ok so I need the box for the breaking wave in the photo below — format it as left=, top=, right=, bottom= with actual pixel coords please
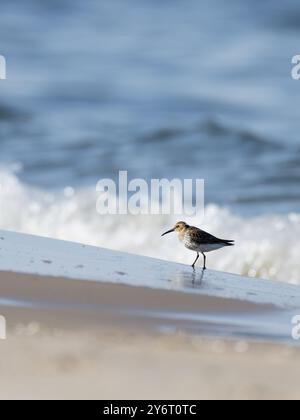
left=0, top=167, right=299, bottom=284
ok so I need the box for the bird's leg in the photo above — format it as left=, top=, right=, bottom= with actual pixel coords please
left=192, top=252, right=199, bottom=268
left=202, top=253, right=207, bottom=270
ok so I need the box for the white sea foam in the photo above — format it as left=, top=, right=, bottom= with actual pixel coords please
left=0, top=168, right=299, bottom=284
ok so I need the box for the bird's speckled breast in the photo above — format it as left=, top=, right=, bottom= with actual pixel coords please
left=179, top=231, right=198, bottom=251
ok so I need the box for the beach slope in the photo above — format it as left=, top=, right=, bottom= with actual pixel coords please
left=0, top=229, right=299, bottom=342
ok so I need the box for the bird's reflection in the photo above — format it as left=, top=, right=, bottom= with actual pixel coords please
left=191, top=267, right=205, bottom=287
left=172, top=267, right=206, bottom=289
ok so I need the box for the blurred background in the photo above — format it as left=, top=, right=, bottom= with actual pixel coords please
left=0, top=0, right=300, bottom=282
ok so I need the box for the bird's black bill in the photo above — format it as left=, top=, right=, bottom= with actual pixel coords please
left=161, top=229, right=175, bottom=236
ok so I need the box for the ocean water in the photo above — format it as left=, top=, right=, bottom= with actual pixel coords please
left=1, top=0, right=300, bottom=283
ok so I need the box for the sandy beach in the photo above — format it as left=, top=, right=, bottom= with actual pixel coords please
left=0, top=230, right=300, bottom=399
left=1, top=328, right=300, bottom=400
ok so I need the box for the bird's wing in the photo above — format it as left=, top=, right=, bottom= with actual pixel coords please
left=188, top=227, right=232, bottom=244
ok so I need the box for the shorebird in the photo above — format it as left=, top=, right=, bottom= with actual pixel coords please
left=162, top=221, right=234, bottom=269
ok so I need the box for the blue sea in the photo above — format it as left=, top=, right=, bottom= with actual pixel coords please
left=1, top=0, right=300, bottom=283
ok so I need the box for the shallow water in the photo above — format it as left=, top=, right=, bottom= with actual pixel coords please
left=0, top=0, right=300, bottom=283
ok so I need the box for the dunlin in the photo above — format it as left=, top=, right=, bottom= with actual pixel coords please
left=162, top=221, right=234, bottom=269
